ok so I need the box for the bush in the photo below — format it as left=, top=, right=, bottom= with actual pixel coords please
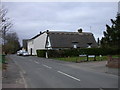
left=36, top=48, right=119, bottom=58
left=36, top=50, right=46, bottom=57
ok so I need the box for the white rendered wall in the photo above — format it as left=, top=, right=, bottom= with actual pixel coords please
left=27, top=40, right=34, bottom=55
left=33, top=33, right=47, bottom=55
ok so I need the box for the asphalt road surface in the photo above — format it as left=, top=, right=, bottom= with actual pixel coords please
left=9, top=55, right=118, bottom=88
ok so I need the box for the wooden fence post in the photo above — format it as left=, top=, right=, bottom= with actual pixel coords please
left=87, top=55, right=88, bottom=61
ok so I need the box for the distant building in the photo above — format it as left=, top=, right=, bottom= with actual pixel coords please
left=22, top=39, right=29, bottom=51
left=27, top=30, right=98, bottom=55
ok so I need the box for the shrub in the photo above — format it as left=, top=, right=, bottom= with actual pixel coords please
left=36, top=50, right=46, bottom=57
left=36, top=48, right=119, bottom=58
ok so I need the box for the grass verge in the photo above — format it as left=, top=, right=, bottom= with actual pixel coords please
left=53, top=55, right=119, bottom=62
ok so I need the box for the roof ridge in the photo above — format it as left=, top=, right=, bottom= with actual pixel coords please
left=48, top=31, right=93, bottom=35
left=29, top=30, right=93, bottom=40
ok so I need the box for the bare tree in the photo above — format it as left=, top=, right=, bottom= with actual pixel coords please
left=0, top=4, right=13, bottom=53
left=5, top=32, right=20, bottom=54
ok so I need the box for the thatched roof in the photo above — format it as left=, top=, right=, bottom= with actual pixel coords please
left=47, top=31, right=98, bottom=48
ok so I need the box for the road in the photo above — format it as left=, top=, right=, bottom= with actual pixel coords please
left=9, top=55, right=118, bottom=88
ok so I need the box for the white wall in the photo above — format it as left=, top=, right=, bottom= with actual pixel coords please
left=33, top=33, right=47, bottom=55
left=27, top=40, right=34, bottom=55
left=27, top=33, right=47, bottom=55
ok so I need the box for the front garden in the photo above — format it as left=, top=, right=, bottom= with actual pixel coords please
left=54, top=55, right=120, bottom=62
left=36, top=48, right=120, bottom=63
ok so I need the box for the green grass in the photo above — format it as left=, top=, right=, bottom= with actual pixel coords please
left=112, top=55, right=120, bottom=58
left=54, top=55, right=110, bottom=62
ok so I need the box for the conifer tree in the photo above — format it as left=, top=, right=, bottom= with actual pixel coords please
left=101, top=15, right=120, bottom=49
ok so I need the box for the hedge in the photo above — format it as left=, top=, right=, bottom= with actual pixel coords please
left=36, top=48, right=120, bottom=58
left=36, top=50, right=46, bottom=57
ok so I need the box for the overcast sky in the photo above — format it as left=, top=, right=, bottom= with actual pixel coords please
left=3, top=2, right=118, bottom=45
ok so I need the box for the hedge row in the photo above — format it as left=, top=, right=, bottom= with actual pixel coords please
left=36, top=48, right=120, bottom=58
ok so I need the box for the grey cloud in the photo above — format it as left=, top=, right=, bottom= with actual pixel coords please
left=3, top=2, right=118, bottom=44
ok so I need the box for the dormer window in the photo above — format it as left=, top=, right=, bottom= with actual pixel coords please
left=87, top=43, right=92, bottom=48
left=72, top=42, right=78, bottom=48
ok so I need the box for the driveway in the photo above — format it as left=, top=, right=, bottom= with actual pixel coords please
left=66, top=60, right=119, bottom=76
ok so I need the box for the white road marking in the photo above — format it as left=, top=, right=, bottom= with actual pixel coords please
left=20, top=71, right=28, bottom=88
left=42, top=64, right=52, bottom=69
left=34, top=61, right=39, bottom=64
left=57, top=71, right=81, bottom=82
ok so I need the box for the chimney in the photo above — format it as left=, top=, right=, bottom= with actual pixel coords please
left=46, top=30, right=49, bottom=32
left=78, top=28, right=82, bottom=33
left=46, top=30, right=49, bottom=34
left=40, top=31, right=42, bottom=34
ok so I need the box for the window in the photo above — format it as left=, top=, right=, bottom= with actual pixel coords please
left=73, top=44, right=77, bottom=48
left=87, top=43, right=92, bottom=48
left=72, top=42, right=78, bottom=48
